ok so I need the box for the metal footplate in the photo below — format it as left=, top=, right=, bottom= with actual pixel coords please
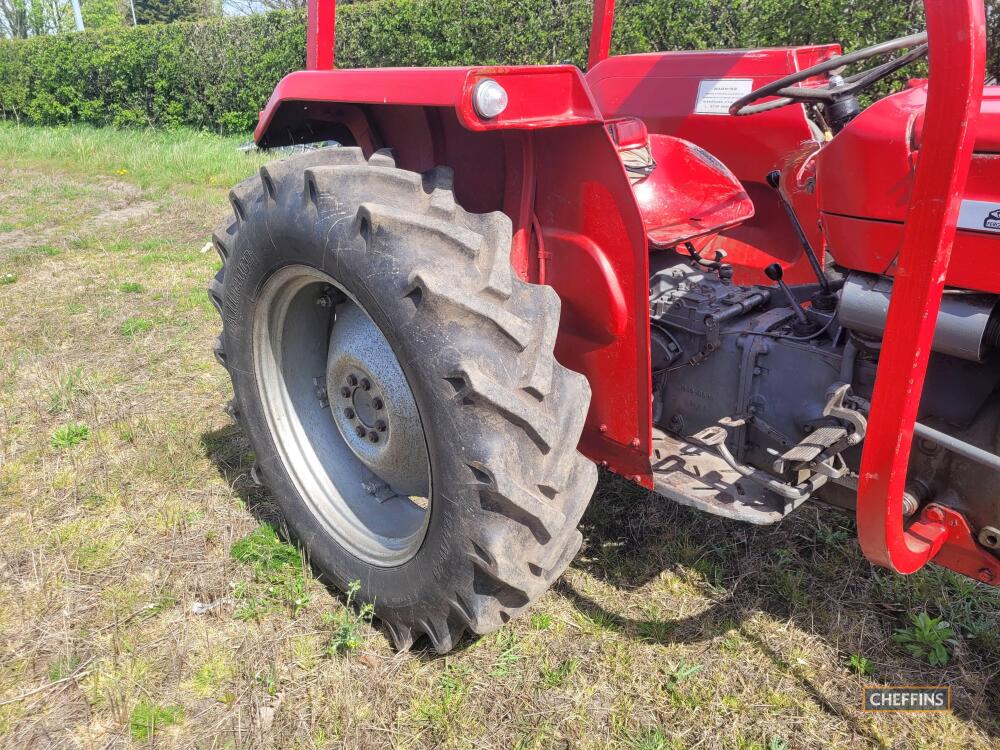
left=650, top=431, right=799, bottom=525
left=651, top=386, right=869, bottom=525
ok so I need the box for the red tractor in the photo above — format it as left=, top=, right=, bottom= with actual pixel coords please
left=209, top=0, right=1000, bottom=652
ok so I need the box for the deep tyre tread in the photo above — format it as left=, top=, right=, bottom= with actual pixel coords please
left=209, top=146, right=597, bottom=652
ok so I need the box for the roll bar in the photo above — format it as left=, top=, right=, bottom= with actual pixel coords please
left=855, top=0, right=991, bottom=579
left=306, top=0, right=619, bottom=71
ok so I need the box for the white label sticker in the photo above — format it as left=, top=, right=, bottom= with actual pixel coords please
left=695, top=78, right=754, bottom=115
left=958, top=199, right=1000, bottom=234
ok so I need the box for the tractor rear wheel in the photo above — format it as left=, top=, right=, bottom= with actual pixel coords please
left=209, top=147, right=597, bottom=652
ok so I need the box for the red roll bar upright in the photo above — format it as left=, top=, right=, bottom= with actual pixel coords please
left=855, top=0, right=995, bottom=580
left=307, top=0, right=336, bottom=70
left=587, top=0, right=616, bottom=69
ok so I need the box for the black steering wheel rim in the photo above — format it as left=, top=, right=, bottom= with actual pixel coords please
left=729, top=31, right=928, bottom=116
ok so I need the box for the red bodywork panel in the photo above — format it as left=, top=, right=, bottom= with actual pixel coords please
left=255, top=65, right=603, bottom=145
left=817, top=83, right=1000, bottom=294
left=586, top=46, right=839, bottom=285
left=639, top=135, right=754, bottom=248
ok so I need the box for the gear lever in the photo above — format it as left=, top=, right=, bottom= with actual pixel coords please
left=765, top=263, right=817, bottom=335
left=766, top=170, right=838, bottom=311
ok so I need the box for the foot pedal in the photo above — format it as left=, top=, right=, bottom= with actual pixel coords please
left=773, top=425, right=848, bottom=473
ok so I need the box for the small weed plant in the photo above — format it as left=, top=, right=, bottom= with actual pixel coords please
left=893, top=611, right=958, bottom=666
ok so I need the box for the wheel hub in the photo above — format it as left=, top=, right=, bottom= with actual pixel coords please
left=252, top=266, right=431, bottom=567
left=326, top=302, right=430, bottom=498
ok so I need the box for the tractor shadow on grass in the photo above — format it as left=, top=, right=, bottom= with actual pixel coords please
left=562, top=470, right=1000, bottom=740
left=202, top=425, right=998, bottom=736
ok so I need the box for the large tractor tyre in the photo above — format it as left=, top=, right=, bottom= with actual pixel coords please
left=209, top=147, right=598, bottom=653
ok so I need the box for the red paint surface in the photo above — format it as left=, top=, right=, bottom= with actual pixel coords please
left=306, top=0, right=335, bottom=70
left=255, top=66, right=603, bottom=144
left=637, top=135, right=754, bottom=248
left=816, top=83, right=1000, bottom=293
left=587, top=0, right=616, bottom=70
left=533, top=125, right=653, bottom=485
left=855, top=0, right=987, bottom=577
left=586, top=46, right=839, bottom=285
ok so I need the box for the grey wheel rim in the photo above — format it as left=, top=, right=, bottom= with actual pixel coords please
left=252, top=265, right=431, bottom=567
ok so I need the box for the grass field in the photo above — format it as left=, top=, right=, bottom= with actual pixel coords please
left=0, top=124, right=998, bottom=750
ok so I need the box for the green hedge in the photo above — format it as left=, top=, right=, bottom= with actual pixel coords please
left=0, top=0, right=996, bottom=133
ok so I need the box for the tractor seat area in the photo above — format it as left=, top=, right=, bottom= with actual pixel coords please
left=629, top=133, right=755, bottom=249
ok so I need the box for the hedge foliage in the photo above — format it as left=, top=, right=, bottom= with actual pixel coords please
left=0, top=0, right=997, bottom=133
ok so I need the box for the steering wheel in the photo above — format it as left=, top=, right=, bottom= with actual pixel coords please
left=729, top=32, right=928, bottom=117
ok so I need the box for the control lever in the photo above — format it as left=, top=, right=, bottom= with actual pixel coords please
left=766, top=170, right=837, bottom=311
left=765, top=263, right=817, bottom=335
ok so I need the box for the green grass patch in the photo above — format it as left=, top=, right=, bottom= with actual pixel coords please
left=129, top=701, right=183, bottom=741
left=529, top=612, right=553, bottom=630
left=847, top=653, right=874, bottom=676
left=119, top=317, right=154, bottom=337
left=23, top=244, right=61, bottom=257
left=540, top=657, right=579, bottom=688
left=231, top=524, right=311, bottom=619
left=51, top=423, right=90, bottom=449
left=617, top=727, right=681, bottom=750
left=118, top=282, right=144, bottom=293
left=0, top=273, right=16, bottom=285
left=0, top=124, right=269, bottom=194
left=47, top=654, right=82, bottom=682
left=231, top=523, right=301, bottom=574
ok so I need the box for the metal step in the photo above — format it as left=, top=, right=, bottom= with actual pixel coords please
left=650, top=433, right=796, bottom=525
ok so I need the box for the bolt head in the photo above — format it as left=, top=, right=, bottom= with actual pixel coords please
left=347, top=374, right=358, bottom=387
left=599, top=424, right=608, bottom=434
left=630, top=438, right=641, bottom=449
left=355, top=425, right=366, bottom=438
left=367, top=430, right=379, bottom=443
left=343, top=407, right=355, bottom=420
left=360, top=378, right=371, bottom=391
left=925, top=506, right=945, bottom=523
left=340, top=386, right=351, bottom=398
left=372, top=397, right=384, bottom=410
left=375, top=419, right=387, bottom=433
left=978, top=568, right=995, bottom=583
left=316, top=295, right=331, bottom=308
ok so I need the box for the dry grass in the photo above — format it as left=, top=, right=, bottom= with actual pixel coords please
left=1, top=124, right=998, bottom=750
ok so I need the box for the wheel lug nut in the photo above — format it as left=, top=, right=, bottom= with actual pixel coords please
left=347, top=374, right=358, bottom=387
left=355, top=425, right=366, bottom=438
left=360, top=378, right=371, bottom=391
left=375, top=419, right=387, bottom=432
left=343, top=408, right=355, bottom=419
left=340, top=386, right=351, bottom=398
left=372, top=397, right=384, bottom=410
left=367, top=430, right=379, bottom=443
